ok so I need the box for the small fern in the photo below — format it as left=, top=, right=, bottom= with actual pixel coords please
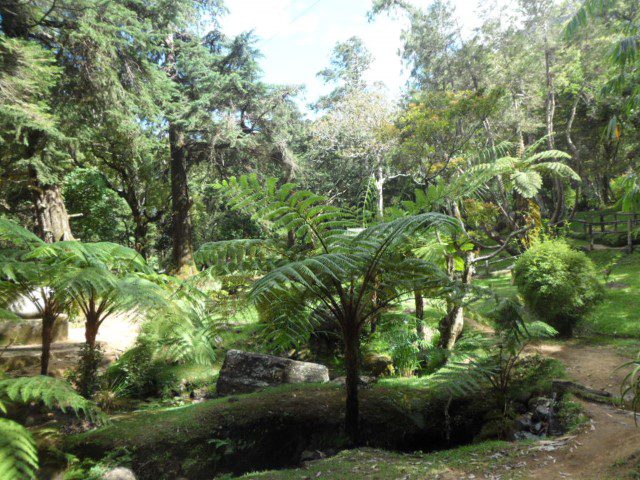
left=0, top=375, right=103, bottom=480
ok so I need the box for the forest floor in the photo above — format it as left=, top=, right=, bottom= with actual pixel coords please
left=241, top=340, right=639, bottom=480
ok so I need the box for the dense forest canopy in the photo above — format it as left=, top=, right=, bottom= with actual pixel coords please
left=0, top=0, right=637, bottom=268
left=1, top=0, right=640, bottom=479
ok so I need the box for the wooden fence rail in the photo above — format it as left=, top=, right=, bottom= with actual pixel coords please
left=574, top=211, right=640, bottom=252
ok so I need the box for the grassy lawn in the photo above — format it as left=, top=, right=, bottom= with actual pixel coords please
left=579, top=251, right=640, bottom=338
left=241, top=443, right=529, bottom=479
left=472, top=249, right=640, bottom=341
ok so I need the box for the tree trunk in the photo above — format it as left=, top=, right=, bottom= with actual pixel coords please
left=32, top=180, right=74, bottom=243
left=439, top=251, right=474, bottom=350
left=544, top=37, right=563, bottom=224
left=40, top=312, right=56, bottom=376
left=439, top=305, right=464, bottom=350
left=415, top=290, right=426, bottom=338
left=169, top=123, right=197, bottom=277
left=566, top=93, right=581, bottom=218
left=343, top=323, right=361, bottom=445
left=375, top=165, right=385, bottom=219
left=133, top=215, right=150, bottom=259
left=85, top=313, right=100, bottom=349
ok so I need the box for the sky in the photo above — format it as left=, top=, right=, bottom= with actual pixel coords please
left=221, top=0, right=492, bottom=110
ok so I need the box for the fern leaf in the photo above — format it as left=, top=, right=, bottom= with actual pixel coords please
left=0, top=418, right=38, bottom=480
left=0, top=376, right=101, bottom=421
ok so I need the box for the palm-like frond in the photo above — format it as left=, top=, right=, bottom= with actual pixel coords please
left=216, top=175, right=357, bottom=252
left=195, top=239, right=278, bottom=274
left=565, top=0, right=616, bottom=36
left=0, top=376, right=100, bottom=421
left=0, top=418, right=38, bottom=480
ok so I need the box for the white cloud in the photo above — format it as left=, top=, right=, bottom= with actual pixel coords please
left=221, top=0, right=507, bottom=110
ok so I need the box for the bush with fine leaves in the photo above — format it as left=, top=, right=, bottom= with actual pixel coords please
left=513, top=240, right=604, bottom=336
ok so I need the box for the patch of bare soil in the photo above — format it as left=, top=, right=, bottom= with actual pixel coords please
left=482, top=341, right=640, bottom=479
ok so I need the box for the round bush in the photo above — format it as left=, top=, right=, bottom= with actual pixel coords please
left=513, top=240, right=604, bottom=336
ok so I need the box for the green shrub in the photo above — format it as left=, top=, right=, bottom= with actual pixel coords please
left=105, top=340, right=178, bottom=399
left=67, top=344, right=104, bottom=398
left=514, top=240, right=604, bottom=336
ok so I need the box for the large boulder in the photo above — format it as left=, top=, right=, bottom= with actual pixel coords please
left=216, top=349, right=329, bottom=396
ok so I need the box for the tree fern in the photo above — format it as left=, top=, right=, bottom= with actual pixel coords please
left=215, top=174, right=357, bottom=252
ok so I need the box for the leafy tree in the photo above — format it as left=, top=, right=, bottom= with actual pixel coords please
left=205, top=175, right=458, bottom=444
left=309, top=38, right=400, bottom=216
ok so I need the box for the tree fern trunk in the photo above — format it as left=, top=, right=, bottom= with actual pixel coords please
left=415, top=290, right=425, bottom=338
left=85, top=313, right=100, bottom=349
left=40, top=313, right=56, bottom=376
left=344, top=324, right=360, bottom=445
left=439, top=251, right=474, bottom=350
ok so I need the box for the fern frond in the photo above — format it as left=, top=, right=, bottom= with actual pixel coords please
left=511, top=171, right=543, bottom=199
left=216, top=175, right=357, bottom=252
left=0, top=418, right=38, bottom=480
left=195, top=239, right=277, bottom=274
left=531, top=162, right=580, bottom=181
left=0, top=376, right=101, bottom=421
left=525, top=150, right=571, bottom=162
left=0, top=219, right=42, bottom=249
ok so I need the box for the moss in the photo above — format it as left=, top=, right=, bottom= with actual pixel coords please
left=556, top=394, right=589, bottom=432
left=65, top=381, right=494, bottom=480
left=241, top=443, right=522, bottom=479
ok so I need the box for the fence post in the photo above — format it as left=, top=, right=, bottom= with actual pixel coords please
left=600, top=213, right=605, bottom=233
left=628, top=218, right=634, bottom=254
left=589, top=223, right=594, bottom=251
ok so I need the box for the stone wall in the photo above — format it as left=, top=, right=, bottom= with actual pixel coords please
left=0, top=318, right=69, bottom=346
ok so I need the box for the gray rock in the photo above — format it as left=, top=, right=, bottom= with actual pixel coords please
left=300, top=450, right=326, bottom=462
left=330, top=375, right=376, bottom=387
left=216, top=349, right=329, bottom=396
left=102, top=467, right=137, bottom=480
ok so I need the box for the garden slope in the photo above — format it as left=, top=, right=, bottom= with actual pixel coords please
left=65, top=383, right=492, bottom=479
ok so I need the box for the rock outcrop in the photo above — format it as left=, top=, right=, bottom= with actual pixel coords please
left=216, top=349, right=329, bottom=396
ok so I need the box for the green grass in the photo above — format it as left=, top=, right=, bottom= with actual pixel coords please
left=472, top=249, right=640, bottom=341
left=241, top=442, right=526, bottom=479
left=580, top=251, right=640, bottom=338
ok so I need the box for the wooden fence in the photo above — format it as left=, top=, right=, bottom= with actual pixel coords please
left=573, top=211, right=640, bottom=252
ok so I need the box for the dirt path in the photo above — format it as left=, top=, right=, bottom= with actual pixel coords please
left=1, top=313, right=140, bottom=376
left=497, top=341, right=640, bottom=479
